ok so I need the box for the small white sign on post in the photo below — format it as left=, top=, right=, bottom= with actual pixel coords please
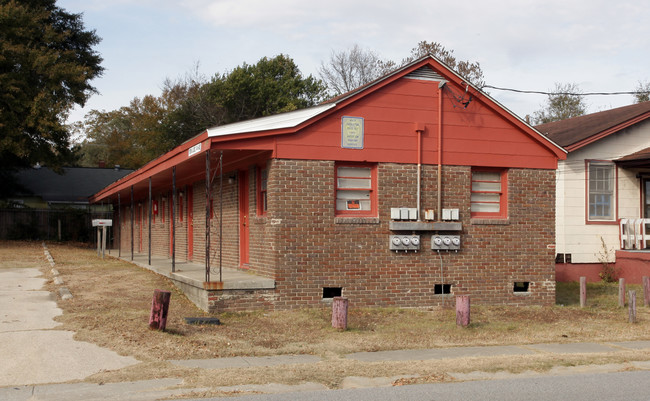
left=92, top=220, right=112, bottom=258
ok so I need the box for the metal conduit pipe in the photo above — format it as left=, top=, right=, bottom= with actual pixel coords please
left=416, top=126, right=423, bottom=221
left=437, top=81, right=446, bottom=221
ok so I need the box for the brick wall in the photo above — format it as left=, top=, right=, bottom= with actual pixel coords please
left=114, top=158, right=556, bottom=311
left=269, top=159, right=556, bottom=309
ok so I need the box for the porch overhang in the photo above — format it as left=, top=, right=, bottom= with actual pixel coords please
left=615, top=146, right=650, bottom=169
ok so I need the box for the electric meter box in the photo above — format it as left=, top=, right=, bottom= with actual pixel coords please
left=431, top=235, right=461, bottom=251
left=389, top=235, right=421, bottom=251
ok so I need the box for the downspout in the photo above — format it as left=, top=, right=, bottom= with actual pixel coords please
left=437, top=82, right=445, bottom=220
left=416, top=126, right=423, bottom=221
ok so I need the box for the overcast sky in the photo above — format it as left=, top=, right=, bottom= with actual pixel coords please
left=59, top=0, right=650, bottom=127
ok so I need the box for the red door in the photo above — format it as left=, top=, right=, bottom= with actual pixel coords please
left=187, top=187, right=194, bottom=261
left=169, top=192, right=173, bottom=257
left=138, top=204, right=143, bottom=253
left=239, top=171, right=250, bottom=269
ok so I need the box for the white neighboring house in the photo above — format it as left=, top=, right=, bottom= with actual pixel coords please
left=536, top=101, right=650, bottom=282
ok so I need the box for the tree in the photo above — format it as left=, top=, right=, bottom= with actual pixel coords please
left=402, top=41, right=485, bottom=88
left=532, top=83, right=587, bottom=124
left=633, top=80, right=650, bottom=103
left=160, top=67, right=226, bottom=147
left=209, top=54, right=327, bottom=123
left=319, top=42, right=485, bottom=98
left=0, top=0, right=103, bottom=178
left=78, top=56, right=324, bottom=169
left=318, top=45, right=396, bottom=96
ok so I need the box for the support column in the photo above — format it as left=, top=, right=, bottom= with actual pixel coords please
left=118, top=193, right=121, bottom=258
left=205, top=150, right=211, bottom=283
left=148, top=177, right=152, bottom=265
left=172, top=166, right=176, bottom=273
left=130, top=186, right=134, bottom=261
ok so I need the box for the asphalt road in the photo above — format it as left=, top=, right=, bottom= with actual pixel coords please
left=199, top=370, right=650, bottom=401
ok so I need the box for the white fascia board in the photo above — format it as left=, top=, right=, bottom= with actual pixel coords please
left=206, top=103, right=336, bottom=138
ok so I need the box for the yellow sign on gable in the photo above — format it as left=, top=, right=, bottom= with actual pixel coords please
left=341, top=116, right=364, bottom=149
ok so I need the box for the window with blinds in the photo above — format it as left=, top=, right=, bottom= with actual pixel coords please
left=470, top=169, right=507, bottom=218
left=335, top=164, right=376, bottom=216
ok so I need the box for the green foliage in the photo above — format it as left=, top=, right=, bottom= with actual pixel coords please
left=0, top=0, right=103, bottom=181
left=78, top=55, right=326, bottom=169
left=209, top=54, right=326, bottom=123
left=533, top=83, right=587, bottom=124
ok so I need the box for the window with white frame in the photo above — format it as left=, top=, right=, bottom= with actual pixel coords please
left=588, top=161, right=615, bottom=221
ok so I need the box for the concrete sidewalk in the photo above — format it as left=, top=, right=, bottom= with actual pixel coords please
left=2, top=340, right=650, bottom=400
left=0, top=267, right=138, bottom=388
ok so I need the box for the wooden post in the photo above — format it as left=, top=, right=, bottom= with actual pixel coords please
left=580, top=277, right=587, bottom=308
left=149, top=289, right=171, bottom=331
left=331, top=297, right=348, bottom=330
left=456, top=295, right=470, bottom=327
left=618, top=278, right=626, bottom=307
left=643, top=276, right=650, bottom=307
left=101, top=226, right=107, bottom=259
left=629, top=290, right=637, bottom=323
left=96, top=227, right=101, bottom=256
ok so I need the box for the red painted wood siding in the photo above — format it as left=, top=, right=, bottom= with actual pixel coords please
left=219, top=78, right=559, bottom=170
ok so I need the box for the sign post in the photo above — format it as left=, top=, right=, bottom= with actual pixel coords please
left=92, top=219, right=113, bottom=259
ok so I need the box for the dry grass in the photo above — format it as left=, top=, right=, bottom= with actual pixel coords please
left=4, top=240, right=650, bottom=390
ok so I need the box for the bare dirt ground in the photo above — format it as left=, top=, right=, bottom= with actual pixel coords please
left=4, top=240, right=650, bottom=393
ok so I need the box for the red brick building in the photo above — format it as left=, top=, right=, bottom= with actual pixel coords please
left=91, top=56, right=566, bottom=312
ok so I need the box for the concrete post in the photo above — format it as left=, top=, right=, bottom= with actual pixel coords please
left=629, top=290, right=637, bottom=323
left=643, top=276, right=650, bottom=307
left=580, top=276, right=586, bottom=308
left=456, top=295, right=470, bottom=327
left=619, top=278, right=626, bottom=307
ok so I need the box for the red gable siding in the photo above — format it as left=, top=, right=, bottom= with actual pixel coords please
left=228, top=77, right=560, bottom=170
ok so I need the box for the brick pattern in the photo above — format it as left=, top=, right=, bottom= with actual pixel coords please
left=116, top=159, right=556, bottom=311
left=269, top=160, right=556, bottom=309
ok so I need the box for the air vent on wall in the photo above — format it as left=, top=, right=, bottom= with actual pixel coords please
left=405, top=66, right=445, bottom=82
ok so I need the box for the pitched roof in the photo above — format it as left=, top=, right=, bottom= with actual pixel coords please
left=205, top=55, right=564, bottom=156
left=15, top=167, right=134, bottom=203
left=535, top=101, right=650, bottom=151
left=615, top=146, right=650, bottom=167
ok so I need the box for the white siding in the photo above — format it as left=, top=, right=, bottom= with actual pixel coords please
left=555, top=120, right=650, bottom=263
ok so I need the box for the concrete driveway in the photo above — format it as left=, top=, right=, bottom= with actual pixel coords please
left=0, top=267, right=138, bottom=387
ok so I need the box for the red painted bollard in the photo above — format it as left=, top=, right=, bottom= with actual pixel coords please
left=149, top=289, right=171, bottom=331
left=332, top=297, right=348, bottom=330
left=580, top=277, right=586, bottom=308
left=456, top=295, right=470, bottom=327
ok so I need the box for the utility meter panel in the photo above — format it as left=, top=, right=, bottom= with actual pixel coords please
left=431, top=235, right=461, bottom=251
left=390, top=235, right=421, bottom=252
